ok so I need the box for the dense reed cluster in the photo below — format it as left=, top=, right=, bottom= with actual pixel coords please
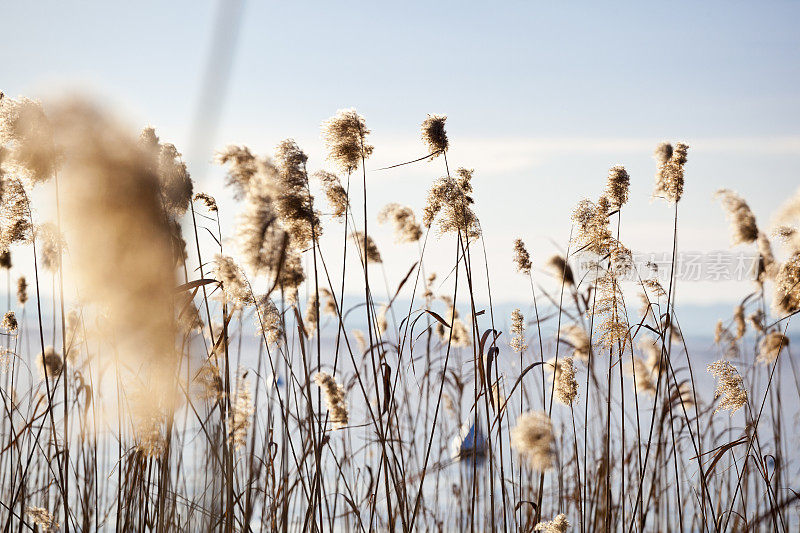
left=0, top=91, right=797, bottom=532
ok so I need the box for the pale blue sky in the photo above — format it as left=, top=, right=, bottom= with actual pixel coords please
left=2, top=1, right=799, bottom=305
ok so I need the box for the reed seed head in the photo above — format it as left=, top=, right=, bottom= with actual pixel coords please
left=757, top=331, right=789, bottom=364
left=315, top=170, right=348, bottom=219
left=707, top=359, right=747, bottom=414
left=378, top=203, right=423, bottom=243
left=321, top=109, right=373, bottom=174
left=227, top=370, right=254, bottom=450
left=512, top=238, right=532, bottom=275
left=420, top=114, right=448, bottom=157
left=36, top=346, right=63, bottom=379
left=25, top=506, right=58, bottom=532
left=715, top=189, right=758, bottom=245
left=773, top=253, right=800, bottom=316
left=545, top=255, right=574, bottom=286
left=0, top=96, right=57, bottom=184
left=193, top=192, right=217, bottom=212
left=606, top=165, right=630, bottom=209
left=352, top=231, right=382, bottom=263
left=511, top=411, right=556, bottom=471
left=509, top=308, right=527, bottom=353
left=534, top=514, right=569, bottom=533
left=314, top=372, right=349, bottom=429
left=16, top=276, right=27, bottom=305
left=653, top=141, right=688, bottom=204
left=2, top=311, right=17, bottom=332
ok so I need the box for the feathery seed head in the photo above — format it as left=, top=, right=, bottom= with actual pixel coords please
left=534, top=514, right=569, bottom=533
left=512, top=238, right=532, bottom=275
left=421, top=114, right=449, bottom=157
left=193, top=192, right=217, bottom=212
left=757, top=331, right=789, bottom=365
left=509, top=309, right=527, bottom=353
left=315, top=170, right=348, bottom=219
left=314, top=372, right=349, bottom=429
left=321, top=109, right=373, bottom=174
left=715, top=189, right=759, bottom=245
left=707, top=360, right=747, bottom=414
left=2, top=311, right=17, bottom=332
left=511, top=411, right=557, bottom=471
left=653, top=141, right=688, bottom=204
left=352, top=231, right=382, bottom=263
left=606, top=165, right=630, bottom=209
left=378, top=203, right=423, bottom=243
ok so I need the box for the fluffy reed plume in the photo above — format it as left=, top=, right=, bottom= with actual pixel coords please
left=773, top=185, right=800, bottom=227
left=25, top=506, right=58, bottom=532
left=305, top=293, right=319, bottom=337
left=320, top=288, right=337, bottom=316
left=20, top=101, right=179, bottom=409
left=377, top=304, right=389, bottom=336
left=624, top=356, right=657, bottom=395
left=509, top=308, right=527, bottom=353
left=37, top=222, right=64, bottom=271
left=593, top=271, right=629, bottom=348
left=545, top=255, right=574, bottom=286
left=606, top=165, right=630, bottom=209
left=511, top=411, right=556, bottom=471
left=512, top=238, right=532, bottom=274
left=195, top=361, right=224, bottom=402
left=222, top=149, right=306, bottom=294
left=0, top=177, right=33, bottom=251
left=638, top=335, right=664, bottom=375
left=321, top=108, right=373, bottom=174
left=560, top=324, right=591, bottom=362
left=773, top=253, right=800, bottom=316
left=0, top=95, right=57, bottom=184
left=757, top=331, right=789, bottom=364
left=707, top=360, right=747, bottom=414
left=139, top=127, right=193, bottom=216
left=773, top=225, right=800, bottom=249
left=423, top=168, right=480, bottom=238
left=131, top=407, right=166, bottom=457
left=193, top=192, right=218, bottom=212
left=534, top=513, right=569, bottom=533
left=214, top=254, right=254, bottom=308
left=352, top=329, right=367, bottom=353
left=450, top=318, right=472, bottom=347
left=2, top=310, right=17, bottom=332
left=255, top=295, right=283, bottom=345
left=435, top=303, right=471, bottom=347
left=227, top=371, right=254, bottom=450
left=16, top=275, right=27, bottom=305
left=748, top=309, right=766, bottom=333
left=0, top=250, right=10, bottom=269
left=733, top=305, right=746, bottom=339
left=215, top=144, right=262, bottom=199
left=36, top=346, right=63, bottom=379
left=547, top=356, right=578, bottom=405
left=315, top=170, right=348, bottom=219
left=378, top=203, right=422, bottom=242
left=314, top=372, right=348, bottom=429
left=653, top=141, right=688, bottom=203
left=756, top=232, right=777, bottom=280
left=232, top=176, right=281, bottom=273
left=352, top=230, right=382, bottom=263
left=715, top=189, right=759, bottom=245
left=572, top=197, right=612, bottom=254
left=420, top=114, right=448, bottom=157
left=274, top=139, right=320, bottom=249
